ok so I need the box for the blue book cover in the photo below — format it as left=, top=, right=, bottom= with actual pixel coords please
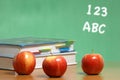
left=0, top=37, right=74, bottom=47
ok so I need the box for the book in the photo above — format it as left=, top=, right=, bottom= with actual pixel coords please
left=0, top=37, right=75, bottom=57
left=0, top=51, right=77, bottom=70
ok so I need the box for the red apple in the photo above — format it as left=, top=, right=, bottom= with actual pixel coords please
left=81, top=53, right=104, bottom=75
left=13, top=51, right=36, bottom=75
left=42, top=56, right=67, bottom=77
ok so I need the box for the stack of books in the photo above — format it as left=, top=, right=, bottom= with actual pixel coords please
left=0, top=37, right=77, bottom=70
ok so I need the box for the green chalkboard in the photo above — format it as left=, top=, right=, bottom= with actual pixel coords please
left=0, top=0, right=119, bottom=62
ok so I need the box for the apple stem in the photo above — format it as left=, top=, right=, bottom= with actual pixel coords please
left=91, top=49, right=94, bottom=54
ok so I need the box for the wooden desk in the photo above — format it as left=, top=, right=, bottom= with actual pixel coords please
left=0, top=62, right=120, bottom=80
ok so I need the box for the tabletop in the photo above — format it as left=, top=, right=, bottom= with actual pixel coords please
left=0, top=62, right=120, bottom=80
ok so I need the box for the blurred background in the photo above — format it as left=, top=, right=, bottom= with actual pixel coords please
left=0, top=0, right=119, bottom=62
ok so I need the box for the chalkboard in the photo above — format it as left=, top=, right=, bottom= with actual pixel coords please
left=0, top=0, right=119, bottom=62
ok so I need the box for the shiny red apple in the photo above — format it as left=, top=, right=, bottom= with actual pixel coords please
left=42, top=56, right=67, bottom=77
left=81, top=53, right=104, bottom=75
left=13, top=51, right=36, bottom=75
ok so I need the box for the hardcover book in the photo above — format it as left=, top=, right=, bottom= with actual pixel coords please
left=0, top=51, right=77, bottom=70
left=0, top=37, right=75, bottom=57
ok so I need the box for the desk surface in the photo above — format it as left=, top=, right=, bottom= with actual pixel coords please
left=0, top=62, right=120, bottom=80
